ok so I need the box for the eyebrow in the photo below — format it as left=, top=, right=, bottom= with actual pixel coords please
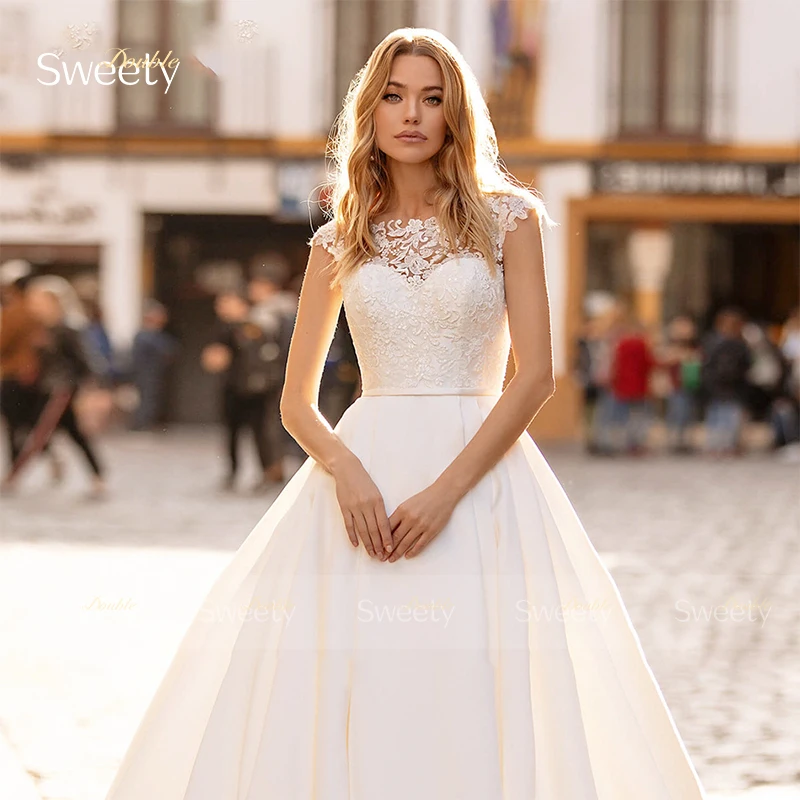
left=387, top=80, right=443, bottom=92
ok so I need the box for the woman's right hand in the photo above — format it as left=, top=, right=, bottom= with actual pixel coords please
left=332, top=454, right=393, bottom=560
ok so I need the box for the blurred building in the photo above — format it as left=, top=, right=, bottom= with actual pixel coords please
left=522, top=0, right=800, bottom=437
left=0, top=0, right=798, bottom=433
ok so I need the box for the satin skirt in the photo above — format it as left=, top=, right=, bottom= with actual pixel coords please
left=103, top=392, right=707, bottom=800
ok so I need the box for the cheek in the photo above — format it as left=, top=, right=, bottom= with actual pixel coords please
left=374, top=105, right=392, bottom=140
left=429, top=110, right=447, bottom=145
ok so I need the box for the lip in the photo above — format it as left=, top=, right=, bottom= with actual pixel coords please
left=395, top=131, right=427, bottom=142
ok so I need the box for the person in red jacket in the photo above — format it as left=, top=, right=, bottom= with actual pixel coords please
left=598, top=311, right=656, bottom=455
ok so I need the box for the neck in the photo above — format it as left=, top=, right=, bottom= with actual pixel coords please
left=384, top=158, right=438, bottom=219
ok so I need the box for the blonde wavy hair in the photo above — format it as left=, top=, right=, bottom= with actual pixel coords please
left=319, top=27, right=553, bottom=288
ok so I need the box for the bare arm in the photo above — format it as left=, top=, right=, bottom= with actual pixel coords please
left=432, top=209, right=556, bottom=505
left=280, top=240, right=394, bottom=560
left=279, top=244, right=352, bottom=475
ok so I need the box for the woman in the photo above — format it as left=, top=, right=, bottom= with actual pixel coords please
left=2, top=276, right=107, bottom=498
left=104, top=29, right=707, bottom=799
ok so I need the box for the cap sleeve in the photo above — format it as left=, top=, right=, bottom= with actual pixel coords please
left=486, top=192, right=542, bottom=264
left=489, top=192, right=541, bottom=235
left=307, top=219, right=344, bottom=261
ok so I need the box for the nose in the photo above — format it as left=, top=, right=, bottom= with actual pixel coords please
left=403, top=98, right=421, bottom=125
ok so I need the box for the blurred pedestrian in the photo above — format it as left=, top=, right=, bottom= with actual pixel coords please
left=83, top=299, right=118, bottom=385
left=0, top=262, right=65, bottom=484
left=661, top=315, right=702, bottom=454
left=597, top=306, right=656, bottom=455
left=202, top=289, right=284, bottom=493
left=2, top=276, right=107, bottom=498
left=130, top=299, right=179, bottom=431
left=576, top=312, right=615, bottom=454
left=770, top=308, right=800, bottom=451
left=247, top=254, right=297, bottom=481
left=702, top=308, right=752, bottom=457
left=743, top=320, right=787, bottom=423
left=779, top=307, right=800, bottom=366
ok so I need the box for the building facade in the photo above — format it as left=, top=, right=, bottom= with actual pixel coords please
left=1, top=0, right=798, bottom=433
left=526, top=0, right=800, bottom=437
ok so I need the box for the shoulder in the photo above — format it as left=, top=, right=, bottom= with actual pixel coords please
left=482, top=191, right=545, bottom=268
left=484, top=190, right=543, bottom=235
left=307, top=218, right=343, bottom=260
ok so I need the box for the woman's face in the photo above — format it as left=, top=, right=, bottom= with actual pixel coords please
left=373, top=54, right=448, bottom=166
left=27, top=288, right=63, bottom=325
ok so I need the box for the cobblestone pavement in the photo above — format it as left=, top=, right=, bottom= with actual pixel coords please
left=0, top=428, right=797, bottom=800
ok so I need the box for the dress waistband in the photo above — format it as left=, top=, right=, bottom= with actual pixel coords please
left=361, top=387, right=502, bottom=397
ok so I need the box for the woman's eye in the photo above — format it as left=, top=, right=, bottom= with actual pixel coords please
left=382, top=93, right=442, bottom=105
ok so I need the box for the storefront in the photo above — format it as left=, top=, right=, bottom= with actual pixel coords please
left=0, top=171, right=103, bottom=302
left=0, top=153, right=327, bottom=424
left=145, top=210, right=320, bottom=424
left=529, top=158, right=800, bottom=441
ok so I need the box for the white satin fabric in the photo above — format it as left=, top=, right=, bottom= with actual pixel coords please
left=103, top=193, right=707, bottom=799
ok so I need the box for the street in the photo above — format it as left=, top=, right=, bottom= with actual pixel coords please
left=0, top=428, right=798, bottom=800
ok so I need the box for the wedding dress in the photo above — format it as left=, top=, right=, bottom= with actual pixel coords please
left=103, top=192, right=707, bottom=799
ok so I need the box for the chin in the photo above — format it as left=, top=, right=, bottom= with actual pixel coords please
left=382, top=143, right=443, bottom=165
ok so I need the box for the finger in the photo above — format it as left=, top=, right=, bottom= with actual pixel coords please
left=405, top=531, right=432, bottom=558
left=343, top=512, right=358, bottom=548
left=375, top=506, right=394, bottom=554
left=364, top=509, right=386, bottom=560
left=355, top=511, right=376, bottom=557
left=388, top=525, right=420, bottom=561
left=388, top=507, right=409, bottom=540
left=387, top=517, right=410, bottom=555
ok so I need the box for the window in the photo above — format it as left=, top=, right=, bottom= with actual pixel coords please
left=333, top=0, right=416, bottom=115
left=117, top=0, right=216, bottom=131
left=0, top=6, right=28, bottom=78
left=615, top=0, right=708, bottom=138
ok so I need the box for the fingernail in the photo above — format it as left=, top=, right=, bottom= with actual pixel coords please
left=385, top=544, right=392, bottom=552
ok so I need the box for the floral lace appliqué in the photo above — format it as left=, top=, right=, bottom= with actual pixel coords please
left=308, top=191, right=538, bottom=287
left=306, top=192, right=540, bottom=394
left=486, top=192, right=540, bottom=266
left=369, top=216, right=481, bottom=286
left=307, top=221, right=344, bottom=261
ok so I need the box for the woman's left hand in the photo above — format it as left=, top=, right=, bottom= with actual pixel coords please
left=387, top=482, right=460, bottom=561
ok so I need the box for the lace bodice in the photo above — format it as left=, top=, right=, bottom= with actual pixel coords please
left=308, top=192, right=538, bottom=396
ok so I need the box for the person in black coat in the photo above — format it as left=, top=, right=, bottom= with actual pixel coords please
left=702, top=308, right=753, bottom=456
left=1, top=277, right=107, bottom=498
left=202, top=290, right=286, bottom=493
left=130, top=300, right=179, bottom=431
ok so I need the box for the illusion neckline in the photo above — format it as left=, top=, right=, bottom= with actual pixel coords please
left=370, top=215, right=439, bottom=230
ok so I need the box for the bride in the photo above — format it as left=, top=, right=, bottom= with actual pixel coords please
left=104, top=27, right=708, bottom=800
